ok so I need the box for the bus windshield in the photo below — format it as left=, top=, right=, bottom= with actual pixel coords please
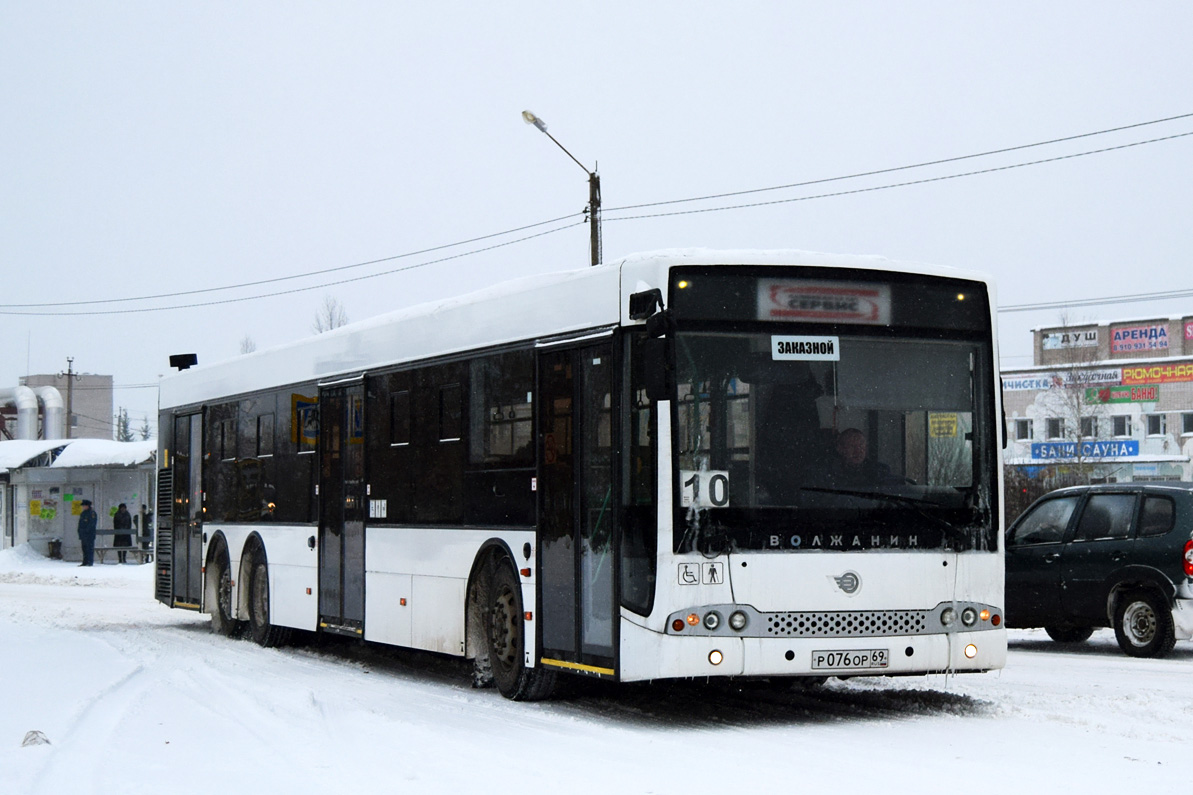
left=673, top=331, right=997, bottom=554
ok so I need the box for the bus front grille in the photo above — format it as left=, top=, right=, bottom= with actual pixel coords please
left=765, top=610, right=929, bottom=637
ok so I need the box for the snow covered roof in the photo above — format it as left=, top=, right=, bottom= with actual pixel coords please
left=0, top=439, right=72, bottom=472
left=50, top=439, right=156, bottom=469
left=0, top=439, right=155, bottom=474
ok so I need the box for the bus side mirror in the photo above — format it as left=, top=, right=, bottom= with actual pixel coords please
left=628, top=288, right=663, bottom=321
left=643, top=337, right=672, bottom=402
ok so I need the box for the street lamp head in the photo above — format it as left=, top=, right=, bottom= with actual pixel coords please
left=521, top=110, right=548, bottom=133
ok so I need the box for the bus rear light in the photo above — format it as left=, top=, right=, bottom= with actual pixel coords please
left=1184, top=540, right=1193, bottom=577
left=672, top=619, right=685, bottom=632
left=686, top=613, right=700, bottom=626
left=964, top=644, right=978, bottom=659
left=708, top=650, right=723, bottom=665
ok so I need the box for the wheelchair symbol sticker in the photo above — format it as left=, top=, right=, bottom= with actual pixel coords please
left=678, top=563, right=700, bottom=585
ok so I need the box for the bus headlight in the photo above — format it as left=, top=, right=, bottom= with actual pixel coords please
left=961, top=607, right=978, bottom=627
left=703, top=611, right=722, bottom=631
left=941, top=608, right=956, bottom=626
left=729, top=610, right=748, bottom=631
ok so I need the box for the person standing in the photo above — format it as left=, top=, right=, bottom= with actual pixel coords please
left=113, top=503, right=133, bottom=564
left=77, top=499, right=98, bottom=567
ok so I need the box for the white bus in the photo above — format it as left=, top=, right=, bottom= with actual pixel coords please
left=155, top=249, right=1006, bottom=699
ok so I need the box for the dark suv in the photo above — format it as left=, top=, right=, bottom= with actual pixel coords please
left=1005, top=482, right=1193, bottom=657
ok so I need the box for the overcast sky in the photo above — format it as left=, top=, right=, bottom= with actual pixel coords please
left=3, top=3, right=1191, bottom=436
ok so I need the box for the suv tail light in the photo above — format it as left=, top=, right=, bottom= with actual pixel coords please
left=1184, top=539, right=1193, bottom=578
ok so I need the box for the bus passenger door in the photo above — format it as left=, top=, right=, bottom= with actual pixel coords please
left=170, top=413, right=204, bottom=609
left=538, top=343, right=616, bottom=677
left=318, top=383, right=366, bottom=636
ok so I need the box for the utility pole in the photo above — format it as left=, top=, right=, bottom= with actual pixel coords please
left=522, top=110, right=602, bottom=266
left=58, top=357, right=80, bottom=439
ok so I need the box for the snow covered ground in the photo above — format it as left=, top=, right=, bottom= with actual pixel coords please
left=2, top=544, right=1189, bottom=794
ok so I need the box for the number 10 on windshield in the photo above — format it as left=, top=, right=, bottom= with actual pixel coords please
left=680, top=470, right=730, bottom=508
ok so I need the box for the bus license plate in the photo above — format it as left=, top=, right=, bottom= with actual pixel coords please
left=811, top=649, right=890, bottom=670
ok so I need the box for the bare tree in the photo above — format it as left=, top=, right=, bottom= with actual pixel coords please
left=240, top=335, right=257, bottom=354
left=313, top=295, right=350, bottom=334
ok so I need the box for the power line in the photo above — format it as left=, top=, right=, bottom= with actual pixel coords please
left=603, top=130, right=1193, bottom=222
left=0, top=211, right=583, bottom=310
left=999, top=287, right=1193, bottom=314
left=605, top=111, right=1193, bottom=212
left=0, top=220, right=586, bottom=317
left=3, top=114, right=1190, bottom=316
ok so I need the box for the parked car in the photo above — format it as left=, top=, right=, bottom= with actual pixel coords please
left=1005, top=481, right=1193, bottom=658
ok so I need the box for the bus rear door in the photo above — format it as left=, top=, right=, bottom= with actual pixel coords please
left=318, top=382, right=367, bottom=636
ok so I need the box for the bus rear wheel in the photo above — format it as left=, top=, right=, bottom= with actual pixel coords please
left=487, top=561, right=555, bottom=701
left=247, top=551, right=291, bottom=648
left=208, top=548, right=242, bottom=638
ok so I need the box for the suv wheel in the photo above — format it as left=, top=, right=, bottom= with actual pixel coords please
left=1113, top=590, right=1176, bottom=658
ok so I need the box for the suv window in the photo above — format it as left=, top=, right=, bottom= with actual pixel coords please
left=1072, top=494, right=1135, bottom=542
left=1009, top=496, right=1079, bottom=546
left=1138, top=495, right=1176, bottom=537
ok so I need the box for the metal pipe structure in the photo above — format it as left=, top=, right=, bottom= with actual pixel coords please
left=0, top=386, right=39, bottom=440
left=32, top=386, right=65, bottom=440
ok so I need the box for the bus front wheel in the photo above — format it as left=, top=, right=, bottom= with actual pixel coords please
left=487, top=561, right=555, bottom=701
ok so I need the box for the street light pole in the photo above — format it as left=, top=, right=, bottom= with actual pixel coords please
left=522, top=110, right=602, bottom=267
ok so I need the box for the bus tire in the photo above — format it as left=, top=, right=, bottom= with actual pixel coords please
left=247, top=550, right=292, bottom=648
left=1113, top=589, right=1175, bottom=658
left=487, top=561, right=555, bottom=701
left=467, top=563, right=495, bottom=688
left=208, top=546, right=243, bottom=638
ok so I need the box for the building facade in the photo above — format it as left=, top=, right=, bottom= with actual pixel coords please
left=1003, top=315, right=1193, bottom=483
